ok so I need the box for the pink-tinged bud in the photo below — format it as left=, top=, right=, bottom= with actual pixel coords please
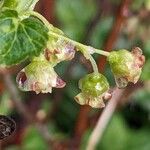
left=16, top=60, right=66, bottom=94
left=46, top=39, right=75, bottom=65
left=108, top=47, right=145, bottom=88
left=74, top=73, right=112, bottom=108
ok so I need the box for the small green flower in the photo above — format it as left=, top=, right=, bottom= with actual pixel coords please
left=16, top=59, right=66, bottom=94
left=45, top=38, right=75, bottom=66
left=108, top=47, right=145, bottom=88
left=75, top=73, right=112, bottom=108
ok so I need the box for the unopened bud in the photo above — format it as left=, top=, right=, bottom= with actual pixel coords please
left=108, top=47, right=145, bottom=88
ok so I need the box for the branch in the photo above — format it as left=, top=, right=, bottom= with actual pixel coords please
left=87, top=82, right=143, bottom=150
left=0, top=141, right=2, bottom=150
left=2, top=73, right=32, bottom=121
left=87, top=88, right=124, bottom=150
left=38, top=0, right=55, bottom=23
left=98, top=0, right=131, bottom=71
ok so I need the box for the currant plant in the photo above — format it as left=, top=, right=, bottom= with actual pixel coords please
left=0, top=0, right=145, bottom=108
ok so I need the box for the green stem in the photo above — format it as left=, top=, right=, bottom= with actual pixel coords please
left=94, top=49, right=110, bottom=57
left=28, top=11, right=110, bottom=57
left=88, top=54, right=99, bottom=73
left=48, top=31, right=99, bottom=73
left=48, top=31, right=110, bottom=57
left=28, top=11, right=110, bottom=73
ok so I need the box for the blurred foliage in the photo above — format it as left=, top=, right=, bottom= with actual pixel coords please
left=56, top=0, right=97, bottom=41
left=81, top=114, right=150, bottom=150
left=91, top=17, right=113, bottom=48
left=22, top=126, right=48, bottom=150
left=0, top=91, right=12, bottom=114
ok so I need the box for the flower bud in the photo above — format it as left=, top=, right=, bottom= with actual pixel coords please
left=75, top=73, right=111, bottom=108
left=16, top=60, right=66, bottom=94
left=108, top=47, right=145, bottom=88
left=45, top=38, right=75, bottom=65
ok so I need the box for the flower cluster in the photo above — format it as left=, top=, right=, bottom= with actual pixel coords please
left=16, top=38, right=76, bottom=94
left=16, top=46, right=145, bottom=108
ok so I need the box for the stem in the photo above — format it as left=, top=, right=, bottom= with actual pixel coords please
left=49, top=32, right=110, bottom=57
left=28, top=11, right=110, bottom=73
left=28, top=11, right=110, bottom=57
left=88, top=54, right=99, bottom=73
left=49, top=31, right=99, bottom=73
left=87, top=88, right=125, bottom=150
left=94, top=49, right=110, bottom=57
left=98, top=0, right=131, bottom=70
left=87, top=82, right=143, bottom=150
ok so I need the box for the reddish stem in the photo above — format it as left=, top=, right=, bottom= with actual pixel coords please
left=98, top=0, right=131, bottom=71
left=38, top=0, right=55, bottom=23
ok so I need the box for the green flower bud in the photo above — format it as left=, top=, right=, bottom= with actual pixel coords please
left=108, top=47, right=145, bottom=88
left=79, top=73, right=109, bottom=97
left=16, top=59, right=66, bottom=94
left=75, top=73, right=112, bottom=108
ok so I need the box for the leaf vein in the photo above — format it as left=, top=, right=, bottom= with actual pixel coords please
left=23, top=25, right=47, bottom=41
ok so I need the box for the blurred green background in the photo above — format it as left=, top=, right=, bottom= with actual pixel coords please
left=0, top=0, right=150, bottom=149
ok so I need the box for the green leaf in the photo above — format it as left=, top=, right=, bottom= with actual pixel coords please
left=2, top=0, right=18, bottom=9
left=3, top=0, right=39, bottom=13
left=0, top=9, right=48, bottom=66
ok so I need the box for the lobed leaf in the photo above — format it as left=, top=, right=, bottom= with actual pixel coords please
left=0, top=9, right=48, bottom=66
